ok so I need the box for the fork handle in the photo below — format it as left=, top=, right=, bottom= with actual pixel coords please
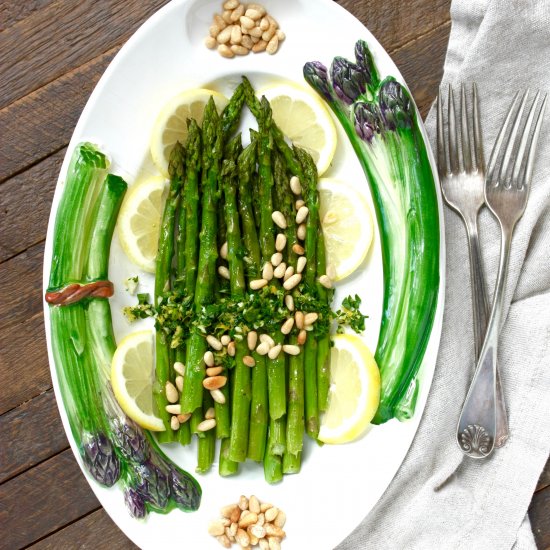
left=458, top=218, right=510, bottom=457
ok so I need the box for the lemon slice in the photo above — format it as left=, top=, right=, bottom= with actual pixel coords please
left=117, top=176, right=167, bottom=273
left=318, top=178, right=373, bottom=281
left=258, top=82, right=337, bottom=176
left=150, top=88, right=229, bottom=177
left=318, top=334, right=380, bottom=444
left=111, top=330, right=165, bottom=431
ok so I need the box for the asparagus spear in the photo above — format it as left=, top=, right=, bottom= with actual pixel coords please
left=221, top=82, right=246, bottom=141
left=154, top=141, right=185, bottom=442
left=181, top=98, right=223, bottom=414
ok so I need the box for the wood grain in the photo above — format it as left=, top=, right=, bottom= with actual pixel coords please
left=530, top=487, right=550, bottom=550
left=0, top=449, right=100, bottom=549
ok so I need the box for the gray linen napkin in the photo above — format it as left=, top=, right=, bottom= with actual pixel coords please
left=338, top=1, right=550, bottom=548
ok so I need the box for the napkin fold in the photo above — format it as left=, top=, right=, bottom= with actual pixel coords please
left=339, top=1, right=550, bottom=548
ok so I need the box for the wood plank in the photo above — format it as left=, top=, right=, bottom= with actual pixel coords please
left=29, top=509, right=138, bottom=550
left=0, top=0, right=169, bottom=109
left=0, top=390, right=68, bottom=483
left=0, top=449, right=100, bottom=549
left=536, top=457, right=550, bottom=492
left=0, top=0, right=55, bottom=32
left=0, top=49, right=115, bottom=183
left=0, top=312, right=51, bottom=415
left=529, top=487, right=550, bottom=550
left=0, top=150, right=62, bottom=262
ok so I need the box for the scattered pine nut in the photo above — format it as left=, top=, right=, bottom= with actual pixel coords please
left=271, top=211, right=287, bottom=229
left=178, top=412, right=192, bottom=423
left=220, top=241, right=229, bottom=259
left=271, top=252, right=283, bottom=267
left=204, top=350, right=216, bottom=367
left=207, top=335, right=223, bottom=351
left=247, top=331, right=258, bottom=351
left=292, top=243, right=305, bottom=255
left=211, top=389, right=226, bottom=404
left=268, top=344, right=282, bottom=359
left=165, top=381, right=179, bottom=403
left=221, top=334, right=231, bottom=346
left=170, top=416, right=180, bottom=430
left=285, top=294, right=295, bottom=311
left=283, top=273, right=302, bottom=290
left=174, top=361, right=185, bottom=375
left=166, top=403, right=182, bottom=415
left=256, top=342, right=270, bottom=355
left=218, top=265, right=230, bottom=279
left=243, top=355, right=256, bottom=367
left=227, top=341, right=236, bottom=357
left=197, top=418, right=217, bottom=432
left=289, top=176, right=301, bottom=195
left=319, top=274, right=333, bottom=288
left=281, top=317, right=294, bottom=334
left=295, top=199, right=305, bottom=210
left=275, top=233, right=287, bottom=251
left=297, top=329, right=307, bottom=345
left=231, top=44, right=249, bottom=55
left=297, top=223, right=306, bottom=241
left=266, top=34, right=279, bottom=54
left=273, top=262, right=286, bottom=278
left=260, top=334, right=275, bottom=347
left=296, top=256, right=307, bottom=274
left=250, top=278, right=268, bottom=290
left=295, top=311, right=304, bottom=329
left=206, top=366, right=224, bottom=377
left=217, top=44, right=234, bottom=58
left=296, top=206, right=309, bottom=224
left=283, top=266, right=295, bottom=281
left=252, top=39, right=267, bottom=52
left=304, top=312, right=319, bottom=325
left=175, top=375, right=184, bottom=392
left=283, top=344, right=300, bottom=355
left=203, top=375, right=227, bottom=390
left=262, top=262, right=274, bottom=281
left=205, top=406, right=216, bottom=420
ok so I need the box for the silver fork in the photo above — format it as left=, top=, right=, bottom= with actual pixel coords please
left=456, top=90, right=547, bottom=458
left=437, top=84, right=509, bottom=457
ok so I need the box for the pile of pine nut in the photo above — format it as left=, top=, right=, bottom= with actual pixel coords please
left=205, top=1, right=285, bottom=58
left=208, top=495, right=286, bottom=549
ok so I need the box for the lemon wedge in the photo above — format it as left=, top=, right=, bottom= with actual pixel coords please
left=318, top=334, right=380, bottom=444
left=117, top=176, right=167, bottom=272
left=258, top=82, right=337, bottom=176
left=150, top=88, right=229, bottom=177
left=318, top=178, right=373, bottom=281
left=111, top=330, right=165, bottom=431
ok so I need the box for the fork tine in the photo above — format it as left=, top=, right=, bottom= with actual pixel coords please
left=486, top=90, right=521, bottom=184
left=436, top=91, right=449, bottom=176
left=498, top=89, right=530, bottom=186
left=460, top=84, right=471, bottom=172
left=472, top=83, right=483, bottom=173
left=448, top=84, right=460, bottom=174
left=520, top=93, right=547, bottom=189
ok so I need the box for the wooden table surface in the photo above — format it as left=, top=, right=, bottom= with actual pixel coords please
left=1, top=1, right=548, bottom=548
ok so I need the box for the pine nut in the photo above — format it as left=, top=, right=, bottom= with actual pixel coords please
left=281, top=317, right=294, bottom=334
left=265, top=524, right=285, bottom=538
left=275, top=233, right=287, bottom=251
left=285, top=294, right=295, bottom=311
left=245, top=8, right=263, bottom=19
left=220, top=241, right=228, bottom=259
left=214, top=14, right=227, bottom=29
left=252, top=39, right=267, bottom=52
left=268, top=537, right=281, bottom=550
left=259, top=539, right=269, bottom=550
left=166, top=381, right=179, bottom=403
left=262, top=262, right=274, bottom=281
left=264, top=506, right=279, bottom=522
left=204, top=350, right=215, bottom=366
left=284, top=265, right=294, bottom=281
left=205, top=36, right=217, bottom=49
left=268, top=344, right=282, bottom=359
left=292, top=243, right=305, bottom=255
left=260, top=502, right=272, bottom=512
left=276, top=29, right=285, bottom=41
left=238, top=495, right=249, bottom=510
left=249, top=26, right=264, bottom=39
left=239, top=511, right=258, bottom=528
left=236, top=529, right=250, bottom=547
left=249, top=495, right=260, bottom=514
left=177, top=412, right=192, bottom=423
left=271, top=211, right=287, bottom=229
left=319, top=274, right=333, bottom=288
left=283, top=273, right=302, bottom=290
left=296, top=205, right=309, bottom=224
left=210, top=24, right=221, bottom=38
left=230, top=4, right=245, bottom=22
left=243, top=355, right=256, bottom=367
left=257, top=512, right=266, bottom=526
left=289, top=176, right=301, bottom=195
left=231, top=44, right=249, bottom=55
left=203, top=375, right=227, bottom=390
left=260, top=334, right=275, bottom=347
left=218, top=265, right=230, bottom=279
left=295, top=199, right=305, bottom=210
left=221, top=334, right=231, bottom=346
left=296, top=256, right=307, bottom=273
left=271, top=252, right=283, bottom=266
left=295, top=311, right=304, bottom=329
left=207, top=335, right=223, bottom=351
left=273, top=262, right=286, bottom=278
left=256, top=342, right=270, bottom=355
left=175, top=375, right=184, bottom=392
left=297, top=329, right=307, bottom=345
left=260, top=16, right=269, bottom=31
left=197, top=418, right=217, bottom=432
left=205, top=406, right=216, bottom=420
left=211, top=389, right=226, bottom=404
left=241, top=34, right=254, bottom=49
left=240, top=15, right=255, bottom=29
left=217, top=25, right=233, bottom=44
left=230, top=508, right=241, bottom=524
left=166, top=403, right=181, bottom=414
left=250, top=524, right=266, bottom=539
left=222, top=9, right=233, bottom=23
left=230, top=24, right=242, bottom=44
left=174, top=361, right=185, bottom=375
left=223, top=0, right=239, bottom=9
left=217, top=44, right=234, bottom=58
left=217, top=534, right=231, bottom=548
left=227, top=341, right=236, bottom=356
left=250, top=278, right=268, bottom=290
left=266, top=14, right=278, bottom=26
left=297, top=223, right=306, bottom=240
left=304, top=312, right=319, bottom=325
left=221, top=504, right=238, bottom=519
left=247, top=331, right=258, bottom=350
left=206, top=366, right=223, bottom=376
left=266, top=34, right=279, bottom=55
left=170, top=416, right=180, bottom=430
left=262, top=24, right=276, bottom=42
left=283, top=344, right=300, bottom=356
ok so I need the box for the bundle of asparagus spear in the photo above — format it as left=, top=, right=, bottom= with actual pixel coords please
left=129, top=77, right=366, bottom=483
